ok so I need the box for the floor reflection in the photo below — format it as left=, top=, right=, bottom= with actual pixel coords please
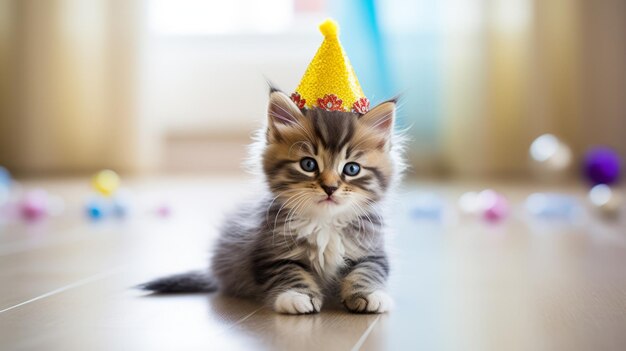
left=208, top=293, right=385, bottom=350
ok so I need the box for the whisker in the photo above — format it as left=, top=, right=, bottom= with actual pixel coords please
left=284, top=195, right=309, bottom=248
left=265, top=189, right=298, bottom=226
left=272, top=192, right=307, bottom=239
left=347, top=202, right=366, bottom=249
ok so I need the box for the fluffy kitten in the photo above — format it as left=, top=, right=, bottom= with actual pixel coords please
left=140, top=89, right=404, bottom=314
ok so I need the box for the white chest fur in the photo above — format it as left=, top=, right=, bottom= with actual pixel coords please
left=291, top=219, right=348, bottom=277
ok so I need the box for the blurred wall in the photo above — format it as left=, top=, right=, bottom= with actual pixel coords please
left=0, top=0, right=141, bottom=175
left=137, top=31, right=323, bottom=173
left=580, top=0, right=626, bottom=161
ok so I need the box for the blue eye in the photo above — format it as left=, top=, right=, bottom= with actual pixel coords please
left=300, top=157, right=317, bottom=172
left=343, top=162, right=361, bottom=176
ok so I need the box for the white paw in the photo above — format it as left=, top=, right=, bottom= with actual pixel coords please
left=344, top=290, right=393, bottom=313
left=273, top=290, right=321, bottom=314
left=364, top=290, right=393, bottom=313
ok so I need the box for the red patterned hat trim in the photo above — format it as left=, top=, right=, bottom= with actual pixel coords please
left=291, top=93, right=369, bottom=114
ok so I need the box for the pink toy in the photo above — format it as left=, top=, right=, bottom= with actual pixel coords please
left=20, top=189, right=49, bottom=221
left=155, top=204, right=171, bottom=217
left=479, top=190, right=509, bottom=222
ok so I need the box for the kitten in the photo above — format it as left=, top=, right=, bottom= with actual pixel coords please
left=140, top=89, right=404, bottom=314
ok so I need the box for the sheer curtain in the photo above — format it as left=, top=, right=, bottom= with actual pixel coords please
left=334, top=0, right=626, bottom=177
left=1, top=0, right=624, bottom=177
left=0, top=0, right=142, bottom=175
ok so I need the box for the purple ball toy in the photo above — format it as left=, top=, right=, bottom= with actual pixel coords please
left=584, top=147, right=621, bottom=185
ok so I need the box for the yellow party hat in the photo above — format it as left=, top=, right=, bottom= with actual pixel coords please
left=291, top=19, right=370, bottom=114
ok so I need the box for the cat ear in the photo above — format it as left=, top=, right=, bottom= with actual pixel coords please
left=358, top=100, right=396, bottom=140
left=267, top=90, right=304, bottom=140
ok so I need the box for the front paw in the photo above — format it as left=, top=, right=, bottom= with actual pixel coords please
left=273, top=290, right=322, bottom=315
left=343, top=290, right=393, bottom=313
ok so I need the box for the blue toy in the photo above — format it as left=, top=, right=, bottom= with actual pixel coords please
left=526, top=193, right=580, bottom=219
left=410, top=193, right=445, bottom=221
left=111, top=193, right=131, bottom=218
left=85, top=198, right=107, bottom=220
left=0, top=166, right=10, bottom=188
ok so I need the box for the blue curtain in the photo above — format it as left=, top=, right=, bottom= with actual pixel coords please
left=331, top=0, right=442, bottom=152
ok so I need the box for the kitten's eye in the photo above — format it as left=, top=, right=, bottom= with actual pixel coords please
left=343, top=162, right=361, bottom=176
left=300, top=157, right=318, bottom=172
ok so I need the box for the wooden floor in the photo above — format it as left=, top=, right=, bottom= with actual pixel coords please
left=1, top=177, right=626, bottom=351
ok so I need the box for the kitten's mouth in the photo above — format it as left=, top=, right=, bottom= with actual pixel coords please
left=318, top=196, right=338, bottom=205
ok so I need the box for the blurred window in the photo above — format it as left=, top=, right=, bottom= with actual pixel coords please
left=148, top=0, right=326, bottom=36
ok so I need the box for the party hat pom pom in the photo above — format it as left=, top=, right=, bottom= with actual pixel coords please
left=319, top=18, right=339, bottom=39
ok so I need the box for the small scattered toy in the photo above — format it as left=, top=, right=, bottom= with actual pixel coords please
left=91, top=170, right=120, bottom=196
left=85, top=170, right=134, bottom=220
left=588, top=184, right=622, bottom=218
left=583, top=147, right=621, bottom=185
left=458, top=190, right=509, bottom=222
left=0, top=166, right=10, bottom=187
left=525, top=193, right=580, bottom=219
left=479, top=190, right=509, bottom=222
left=155, top=204, right=171, bottom=218
left=458, top=191, right=481, bottom=215
left=85, top=197, right=107, bottom=220
left=529, top=134, right=572, bottom=179
left=0, top=166, right=10, bottom=207
left=20, top=189, right=49, bottom=221
left=85, top=193, right=132, bottom=220
left=111, top=190, right=132, bottom=218
left=2, top=167, right=175, bottom=223
left=410, top=193, right=444, bottom=221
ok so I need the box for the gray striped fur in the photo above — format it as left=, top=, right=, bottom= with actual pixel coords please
left=141, top=91, right=405, bottom=314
